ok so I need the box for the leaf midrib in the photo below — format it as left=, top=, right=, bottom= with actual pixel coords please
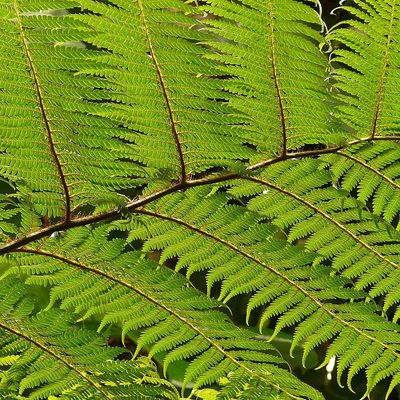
left=370, top=2, right=396, bottom=139
left=133, top=208, right=400, bottom=360
left=246, top=176, right=399, bottom=272
left=12, top=0, right=71, bottom=221
left=14, top=247, right=300, bottom=400
left=338, top=151, right=400, bottom=190
left=0, top=320, right=111, bottom=399
left=136, top=0, right=186, bottom=183
left=267, top=0, right=287, bottom=156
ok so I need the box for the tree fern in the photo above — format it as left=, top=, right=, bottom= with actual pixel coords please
left=0, top=0, right=399, bottom=399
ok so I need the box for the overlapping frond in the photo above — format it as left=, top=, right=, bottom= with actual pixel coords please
left=0, top=225, right=319, bottom=400
left=71, top=0, right=255, bottom=182
left=0, top=0, right=400, bottom=399
left=228, top=159, right=400, bottom=316
left=199, top=0, right=342, bottom=160
left=328, top=0, right=400, bottom=139
left=0, top=0, right=149, bottom=220
left=322, top=141, right=400, bottom=228
left=0, top=278, right=176, bottom=399
left=120, top=187, right=400, bottom=395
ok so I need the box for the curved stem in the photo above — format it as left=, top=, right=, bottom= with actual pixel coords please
left=132, top=209, right=399, bottom=358
left=136, top=0, right=186, bottom=183
left=246, top=176, right=399, bottom=272
left=0, top=135, right=398, bottom=255
left=267, top=0, right=287, bottom=156
left=337, top=151, right=400, bottom=190
left=370, top=3, right=396, bottom=139
left=248, top=136, right=400, bottom=171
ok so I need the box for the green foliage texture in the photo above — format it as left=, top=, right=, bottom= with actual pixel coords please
left=0, top=0, right=399, bottom=399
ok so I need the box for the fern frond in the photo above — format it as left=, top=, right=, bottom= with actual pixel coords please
left=1, top=1, right=400, bottom=398
left=0, top=0, right=148, bottom=219
left=0, top=278, right=176, bottom=399
left=0, top=226, right=320, bottom=400
left=120, top=186, right=400, bottom=395
left=69, top=0, right=255, bottom=180
left=231, top=159, right=400, bottom=313
left=199, top=0, right=342, bottom=160
left=322, top=141, right=400, bottom=228
left=328, top=0, right=400, bottom=139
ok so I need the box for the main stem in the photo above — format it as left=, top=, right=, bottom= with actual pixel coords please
left=0, top=135, right=398, bottom=255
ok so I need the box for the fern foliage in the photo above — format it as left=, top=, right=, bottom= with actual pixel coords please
left=0, top=278, right=176, bottom=399
left=327, top=0, right=400, bottom=139
left=0, top=0, right=399, bottom=399
left=322, top=142, right=400, bottom=228
left=130, top=187, right=400, bottom=395
left=200, top=0, right=342, bottom=158
left=231, top=159, right=400, bottom=312
left=0, top=225, right=321, bottom=400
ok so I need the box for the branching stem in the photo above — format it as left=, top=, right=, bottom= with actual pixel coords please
left=0, top=135, right=398, bottom=255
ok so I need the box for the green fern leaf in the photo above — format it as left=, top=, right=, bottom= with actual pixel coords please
left=200, top=0, right=344, bottom=159
left=0, top=278, right=177, bottom=399
left=322, top=141, right=400, bottom=229
left=327, top=0, right=400, bottom=140
left=0, top=0, right=400, bottom=399
left=123, top=187, right=400, bottom=395
left=0, top=225, right=320, bottom=400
